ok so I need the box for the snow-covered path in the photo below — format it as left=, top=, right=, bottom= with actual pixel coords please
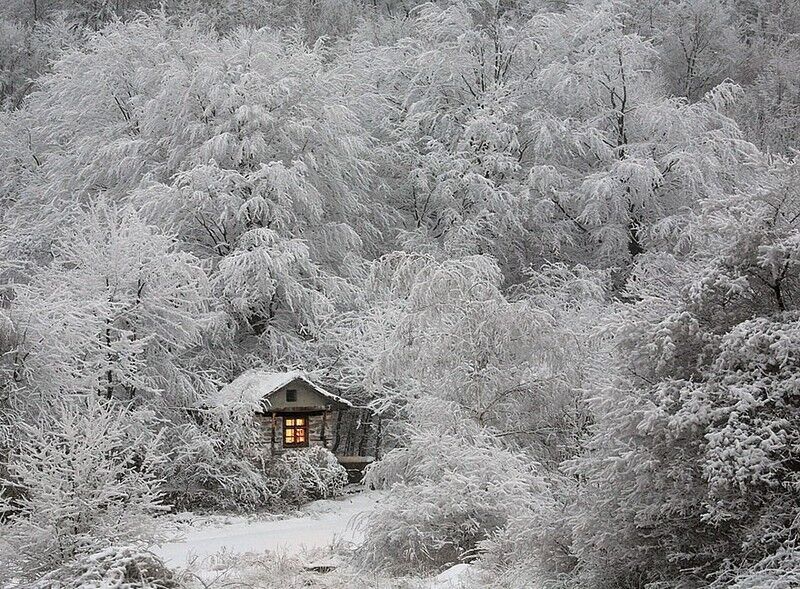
left=153, top=491, right=382, bottom=567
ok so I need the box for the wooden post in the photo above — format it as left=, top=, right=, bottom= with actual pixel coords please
left=321, top=408, right=328, bottom=448
left=270, top=412, right=276, bottom=456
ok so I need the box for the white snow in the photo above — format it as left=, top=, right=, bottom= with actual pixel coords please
left=153, top=491, right=381, bottom=567
left=209, top=369, right=353, bottom=407
left=431, top=563, right=473, bottom=588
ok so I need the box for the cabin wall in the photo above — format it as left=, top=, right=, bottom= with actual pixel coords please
left=244, top=377, right=381, bottom=458
left=253, top=413, right=275, bottom=448
left=263, top=380, right=330, bottom=411
left=253, top=411, right=342, bottom=453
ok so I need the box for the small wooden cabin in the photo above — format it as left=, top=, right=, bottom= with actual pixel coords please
left=214, top=370, right=353, bottom=455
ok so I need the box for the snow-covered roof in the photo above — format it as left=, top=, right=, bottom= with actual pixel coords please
left=210, top=369, right=353, bottom=408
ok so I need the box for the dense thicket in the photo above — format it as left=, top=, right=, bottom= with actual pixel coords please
left=0, top=1, right=798, bottom=587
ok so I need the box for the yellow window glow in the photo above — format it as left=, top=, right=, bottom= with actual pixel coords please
left=283, top=416, right=308, bottom=447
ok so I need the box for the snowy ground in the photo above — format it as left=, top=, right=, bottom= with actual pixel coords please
left=154, top=490, right=381, bottom=567
left=152, top=490, right=474, bottom=588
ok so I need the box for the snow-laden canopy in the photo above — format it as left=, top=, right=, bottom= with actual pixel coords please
left=210, top=370, right=353, bottom=409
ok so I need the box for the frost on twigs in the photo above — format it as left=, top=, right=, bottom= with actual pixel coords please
left=156, top=401, right=278, bottom=512
left=32, top=546, right=177, bottom=589
left=0, top=1, right=798, bottom=588
left=270, top=446, right=349, bottom=506
left=0, top=398, right=166, bottom=583
left=174, top=547, right=429, bottom=589
left=358, top=399, right=551, bottom=576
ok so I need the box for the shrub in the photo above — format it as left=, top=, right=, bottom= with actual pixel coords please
left=271, top=446, right=348, bottom=505
left=474, top=481, right=579, bottom=585
left=715, top=539, right=800, bottom=589
left=157, top=403, right=347, bottom=511
left=358, top=402, right=550, bottom=575
left=156, top=403, right=278, bottom=511
left=32, top=545, right=177, bottom=589
left=0, top=399, right=166, bottom=583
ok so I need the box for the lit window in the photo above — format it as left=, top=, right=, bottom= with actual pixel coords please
left=283, top=416, right=308, bottom=447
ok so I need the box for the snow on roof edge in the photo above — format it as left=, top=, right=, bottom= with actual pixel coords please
left=292, top=373, right=354, bottom=408
left=209, top=369, right=354, bottom=408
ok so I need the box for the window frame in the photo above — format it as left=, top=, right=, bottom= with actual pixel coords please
left=282, top=415, right=309, bottom=448
left=285, top=388, right=297, bottom=403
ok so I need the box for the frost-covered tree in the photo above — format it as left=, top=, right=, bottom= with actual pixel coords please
left=564, top=157, right=800, bottom=588
left=0, top=0, right=163, bottom=25
left=524, top=1, right=763, bottom=268
left=0, top=12, right=80, bottom=109
left=129, top=26, right=377, bottom=356
left=0, top=398, right=166, bottom=582
left=733, top=0, right=800, bottom=155
left=342, top=0, right=546, bottom=275
left=0, top=16, right=384, bottom=370
left=345, top=0, right=765, bottom=276
left=6, top=204, right=213, bottom=408
left=329, top=251, right=607, bottom=467
left=627, top=0, right=744, bottom=101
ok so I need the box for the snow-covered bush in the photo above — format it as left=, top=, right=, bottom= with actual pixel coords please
left=271, top=446, right=348, bottom=505
left=565, top=183, right=800, bottom=588
left=173, top=547, right=431, bottom=589
left=6, top=204, right=212, bottom=406
left=474, top=482, right=580, bottom=586
left=157, top=403, right=277, bottom=511
left=0, top=399, right=166, bottom=582
left=0, top=14, right=81, bottom=109
left=32, top=545, right=177, bottom=589
left=358, top=400, right=550, bottom=575
left=157, top=404, right=345, bottom=511
left=714, top=535, right=800, bottom=589
left=330, top=254, right=605, bottom=470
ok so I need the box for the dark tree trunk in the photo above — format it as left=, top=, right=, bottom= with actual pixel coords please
left=357, top=410, right=372, bottom=457
left=332, top=409, right=343, bottom=453
left=627, top=219, right=644, bottom=258
left=374, top=416, right=383, bottom=460
left=270, top=413, right=276, bottom=456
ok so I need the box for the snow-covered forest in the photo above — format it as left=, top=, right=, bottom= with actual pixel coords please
left=0, top=1, right=798, bottom=587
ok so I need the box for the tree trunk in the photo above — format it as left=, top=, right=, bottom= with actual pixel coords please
left=270, top=413, right=276, bottom=456
left=627, top=218, right=644, bottom=258
left=374, top=415, right=383, bottom=460
left=332, top=410, right=343, bottom=453
left=357, top=410, right=372, bottom=457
